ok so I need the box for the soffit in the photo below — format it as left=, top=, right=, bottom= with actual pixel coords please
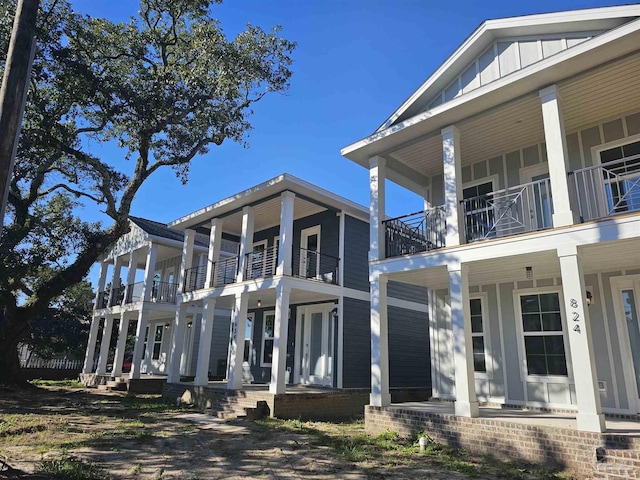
left=212, top=196, right=327, bottom=237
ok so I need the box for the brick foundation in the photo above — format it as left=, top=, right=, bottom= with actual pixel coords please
left=163, top=383, right=431, bottom=421
left=365, top=405, right=640, bottom=478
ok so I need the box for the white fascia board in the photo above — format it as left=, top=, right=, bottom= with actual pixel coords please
left=169, top=173, right=370, bottom=230
left=145, top=234, right=209, bottom=254
left=375, top=5, right=640, bottom=134
left=343, top=17, right=640, bottom=167
left=371, top=215, right=640, bottom=276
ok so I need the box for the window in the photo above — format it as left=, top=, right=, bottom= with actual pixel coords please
left=261, top=312, right=275, bottom=366
left=599, top=139, right=640, bottom=215
left=463, top=181, right=495, bottom=242
left=152, top=325, right=163, bottom=360
left=520, top=293, right=567, bottom=376
left=470, top=298, right=486, bottom=373
left=142, top=325, right=149, bottom=360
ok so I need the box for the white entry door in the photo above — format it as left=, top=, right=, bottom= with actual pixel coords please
left=297, top=304, right=334, bottom=386
left=613, top=276, right=640, bottom=412
left=521, top=164, right=552, bottom=231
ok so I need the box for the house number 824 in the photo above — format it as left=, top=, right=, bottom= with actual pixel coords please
left=570, top=298, right=581, bottom=333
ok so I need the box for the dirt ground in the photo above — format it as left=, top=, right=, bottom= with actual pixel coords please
left=0, top=384, right=570, bottom=480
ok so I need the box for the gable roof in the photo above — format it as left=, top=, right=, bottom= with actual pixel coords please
left=377, top=5, right=640, bottom=132
left=130, top=216, right=209, bottom=247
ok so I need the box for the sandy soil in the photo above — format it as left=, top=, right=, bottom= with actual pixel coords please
left=0, top=385, right=565, bottom=480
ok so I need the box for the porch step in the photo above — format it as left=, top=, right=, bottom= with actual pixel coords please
left=97, top=379, right=128, bottom=392
left=593, top=448, right=640, bottom=479
left=207, top=398, right=268, bottom=420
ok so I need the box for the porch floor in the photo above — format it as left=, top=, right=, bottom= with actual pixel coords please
left=387, top=400, right=640, bottom=435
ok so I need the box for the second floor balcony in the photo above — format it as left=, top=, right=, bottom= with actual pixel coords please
left=183, top=246, right=340, bottom=293
left=95, top=280, right=179, bottom=310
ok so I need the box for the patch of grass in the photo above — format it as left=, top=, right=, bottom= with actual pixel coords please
left=0, top=414, right=49, bottom=438
left=122, top=394, right=184, bottom=414
left=30, top=379, right=83, bottom=389
left=36, top=455, right=110, bottom=480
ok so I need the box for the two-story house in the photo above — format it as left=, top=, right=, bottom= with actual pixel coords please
left=80, top=217, right=237, bottom=391
left=342, top=5, right=640, bottom=476
left=162, top=175, right=430, bottom=419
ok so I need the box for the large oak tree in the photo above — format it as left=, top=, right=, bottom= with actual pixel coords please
left=0, top=0, right=295, bottom=384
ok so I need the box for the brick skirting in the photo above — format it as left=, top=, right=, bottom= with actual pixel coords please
left=163, top=383, right=431, bottom=421
left=365, top=406, right=640, bottom=478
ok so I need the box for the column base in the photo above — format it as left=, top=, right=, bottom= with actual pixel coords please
left=269, top=382, right=286, bottom=395
left=577, top=412, right=606, bottom=433
left=454, top=400, right=479, bottom=417
left=552, top=211, right=574, bottom=228
left=194, top=374, right=208, bottom=387
left=370, top=392, right=392, bottom=407
left=226, top=379, right=243, bottom=391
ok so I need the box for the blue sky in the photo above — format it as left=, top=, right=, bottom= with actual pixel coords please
left=68, top=0, right=623, bottom=284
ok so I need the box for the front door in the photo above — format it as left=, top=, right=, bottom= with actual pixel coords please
left=300, top=226, right=321, bottom=279
left=613, top=276, right=640, bottom=412
left=521, top=164, right=552, bottom=231
left=297, top=304, right=334, bottom=386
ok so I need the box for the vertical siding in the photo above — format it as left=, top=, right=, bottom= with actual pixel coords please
left=600, top=270, right=629, bottom=410
left=432, top=288, right=455, bottom=398
left=342, top=297, right=371, bottom=388
left=343, top=215, right=369, bottom=291
left=482, top=284, right=505, bottom=398
left=388, top=306, right=430, bottom=388
left=209, top=312, right=231, bottom=378
left=499, top=282, right=525, bottom=402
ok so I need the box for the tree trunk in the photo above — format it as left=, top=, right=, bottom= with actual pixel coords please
left=0, top=0, right=40, bottom=227
left=0, top=305, right=30, bottom=385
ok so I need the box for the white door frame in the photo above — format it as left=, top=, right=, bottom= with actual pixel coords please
left=520, top=163, right=552, bottom=231
left=300, top=226, right=321, bottom=278
left=295, top=303, right=334, bottom=386
left=611, top=274, right=640, bottom=413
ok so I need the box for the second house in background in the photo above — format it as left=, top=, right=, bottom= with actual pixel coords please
left=167, top=174, right=430, bottom=396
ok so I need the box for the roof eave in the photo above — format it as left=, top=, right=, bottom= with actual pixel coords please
left=343, top=17, right=640, bottom=167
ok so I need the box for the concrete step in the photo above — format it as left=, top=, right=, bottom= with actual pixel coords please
left=207, top=399, right=268, bottom=420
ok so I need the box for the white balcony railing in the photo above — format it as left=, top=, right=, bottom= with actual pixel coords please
left=462, top=178, right=553, bottom=242
left=571, top=154, right=640, bottom=222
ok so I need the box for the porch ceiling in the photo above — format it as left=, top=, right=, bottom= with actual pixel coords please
left=207, top=196, right=327, bottom=237
left=580, top=237, right=640, bottom=274
left=385, top=50, right=640, bottom=185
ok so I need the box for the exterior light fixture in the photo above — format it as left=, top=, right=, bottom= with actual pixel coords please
left=164, top=323, right=170, bottom=330
left=187, top=322, right=193, bottom=329
left=257, top=299, right=262, bottom=308
left=586, top=291, right=594, bottom=306
left=525, top=266, right=533, bottom=279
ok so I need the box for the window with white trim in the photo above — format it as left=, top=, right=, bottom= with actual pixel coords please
left=261, top=312, right=275, bottom=366
left=520, top=293, right=567, bottom=376
left=470, top=298, right=486, bottom=373
left=152, top=325, right=163, bottom=360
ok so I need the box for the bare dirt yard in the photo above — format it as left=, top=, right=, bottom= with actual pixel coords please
left=0, top=382, right=572, bottom=480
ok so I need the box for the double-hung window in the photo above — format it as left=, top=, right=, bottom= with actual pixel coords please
left=520, top=293, right=567, bottom=376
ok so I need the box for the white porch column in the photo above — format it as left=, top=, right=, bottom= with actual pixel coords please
left=93, top=261, right=108, bottom=309
left=205, top=219, right=223, bottom=288
left=177, top=229, right=196, bottom=294
left=442, top=126, right=463, bottom=247
left=558, top=246, right=605, bottom=432
left=227, top=293, right=249, bottom=390
left=82, top=315, right=101, bottom=374
left=112, top=313, right=130, bottom=377
left=109, top=256, right=124, bottom=306
left=123, top=250, right=140, bottom=305
left=276, top=192, right=295, bottom=276
left=195, top=299, right=216, bottom=386
left=167, top=304, right=188, bottom=383
left=540, top=85, right=574, bottom=227
left=369, top=156, right=386, bottom=261
left=96, top=316, right=114, bottom=375
left=370, top=273, right=391, bottom=406
left=269, top=284, right=291, bottom=394
left=448, top=263, right=479, bottom=417
left=140, top=244, right=158, bottom=302
left=129, top=308, right=148, bottom=379
left=236, top=206, right=255, bottom=283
